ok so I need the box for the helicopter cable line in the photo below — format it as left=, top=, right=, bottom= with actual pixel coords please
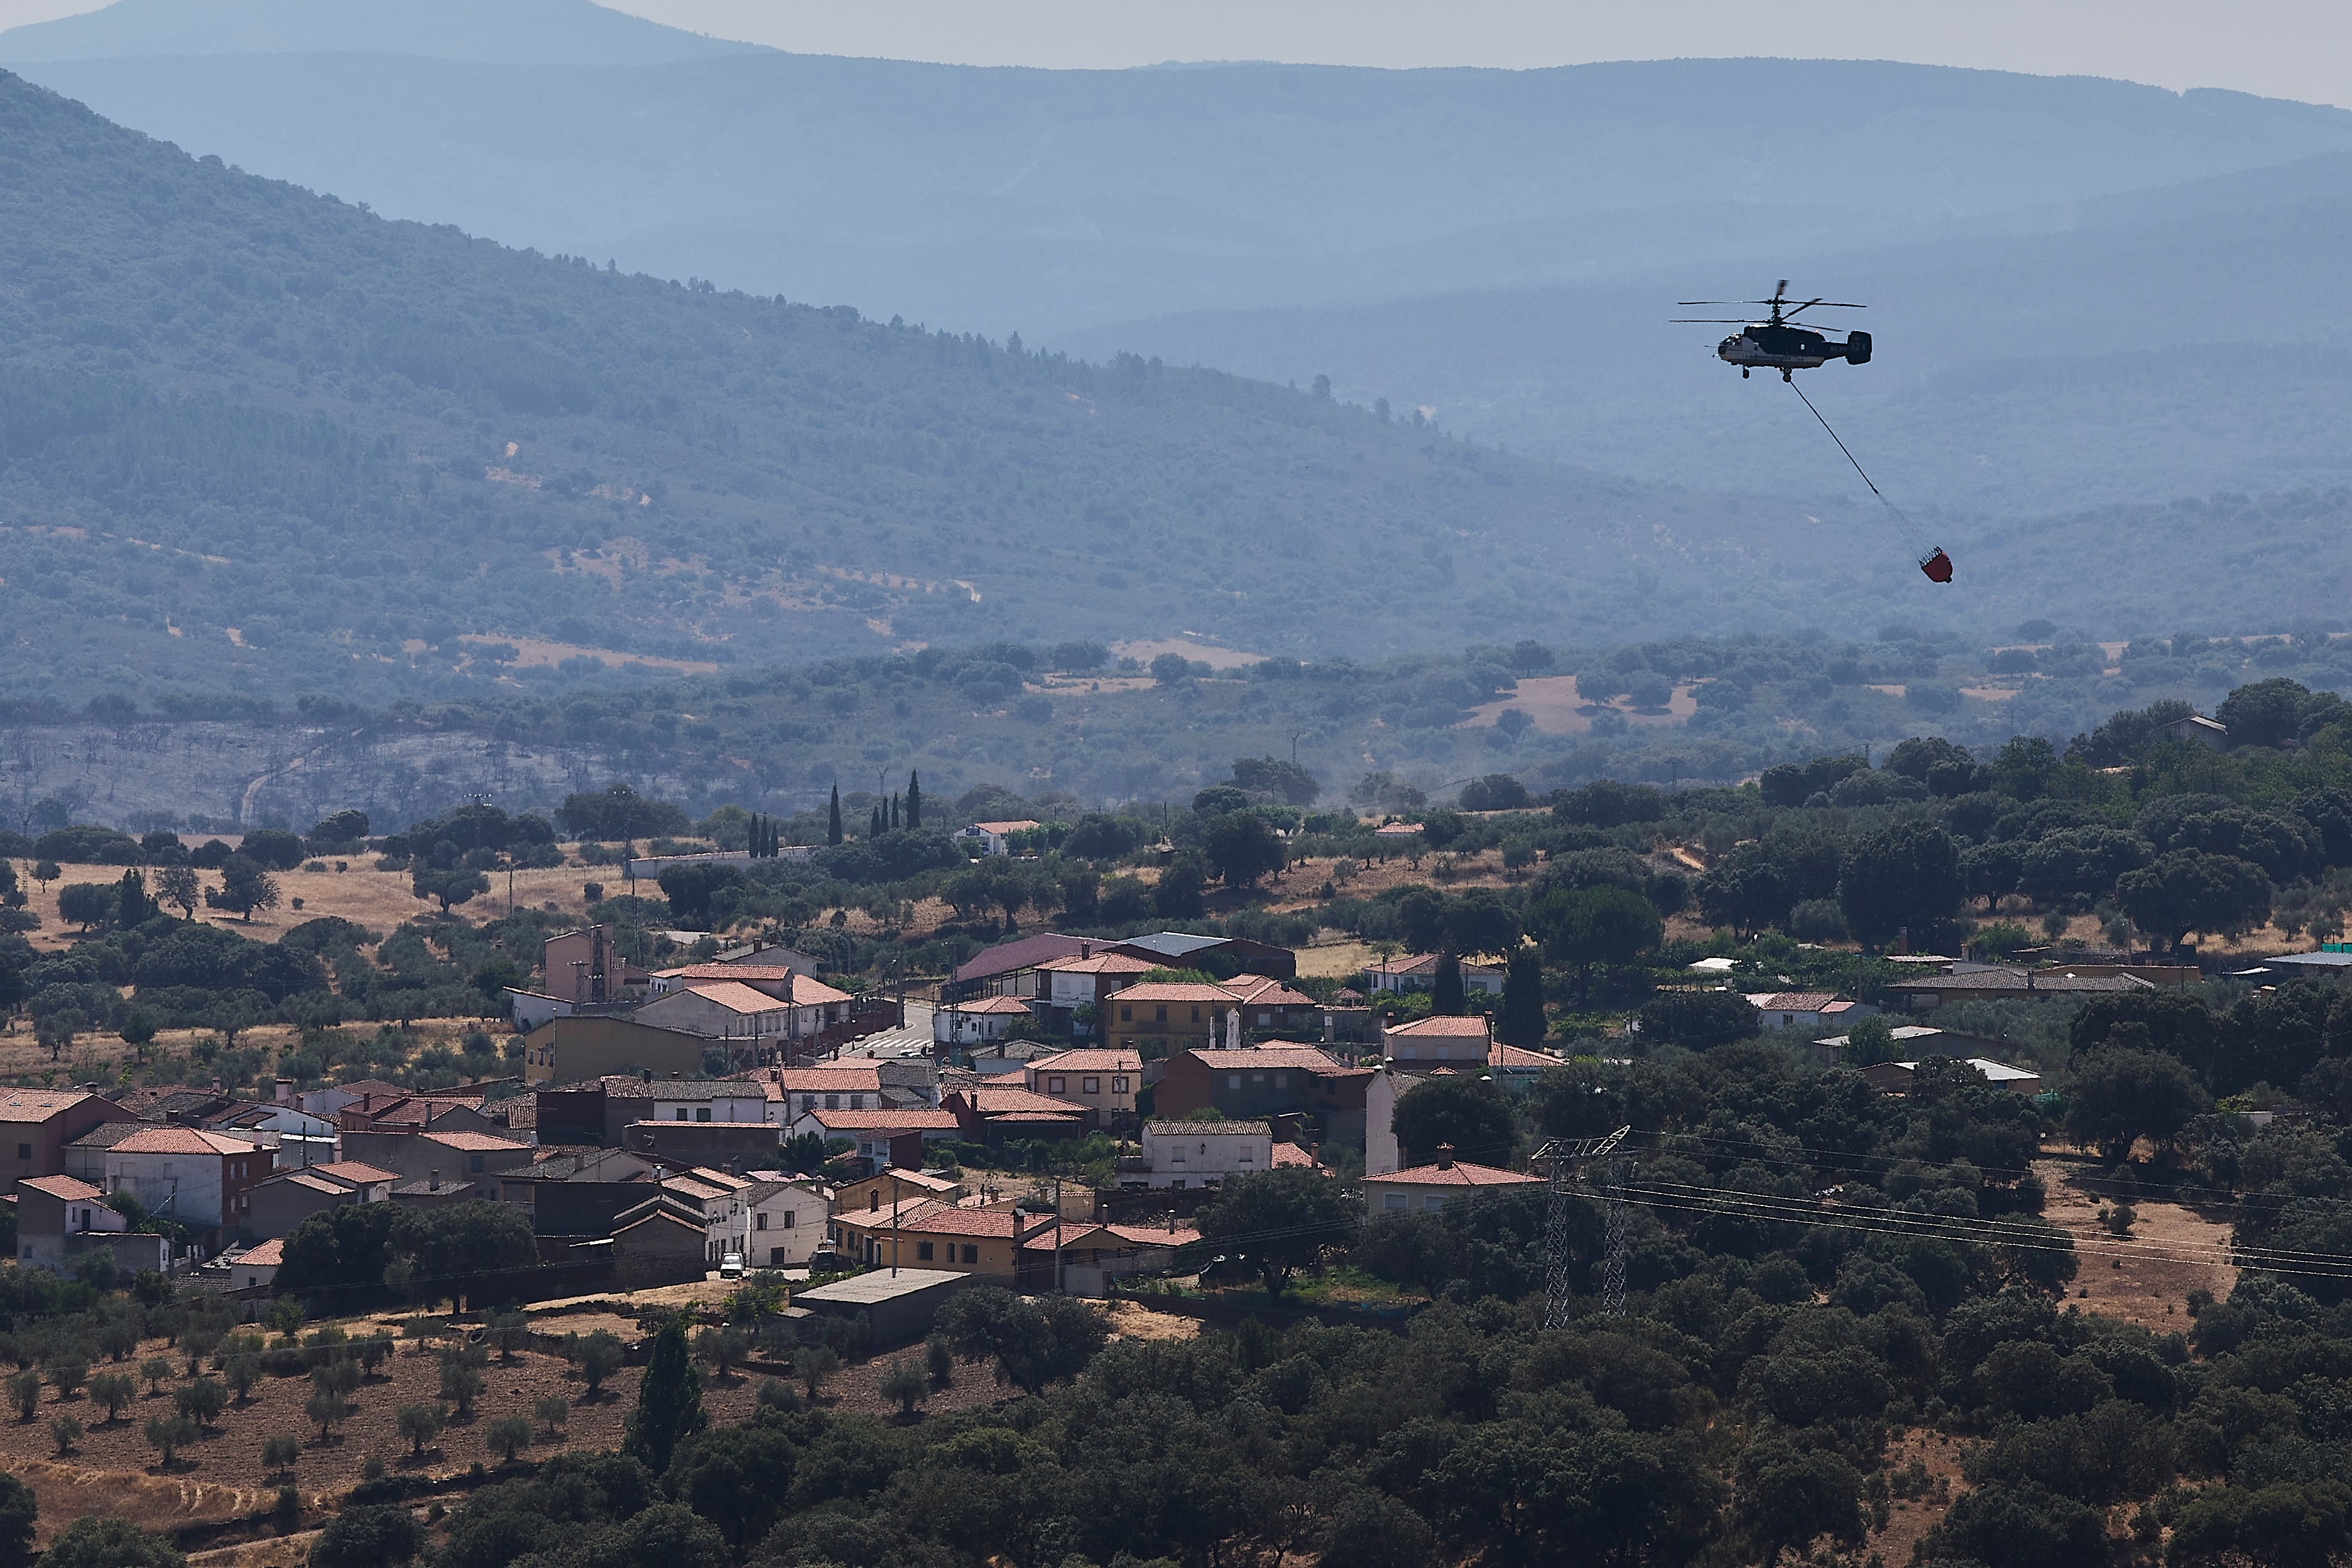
left=1785, top=376, right=1954, bottom=584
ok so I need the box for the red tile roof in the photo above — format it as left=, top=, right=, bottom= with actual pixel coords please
left=1112, top=983, right=1242, bottom=1004
left=772, top=1067, right=883, bottom=1094
left=1745, top=992, right=1843, bottom=1012
left=110, top=1127, right=247, bottom=1157
left=310, top=1161, right=399, bottom=1185
left=677, top=981, right=790, bottom=1015
left=420, top=1131, right=529, bottom=1152
left=1364, top=1160, right=1539, bottom=1189
left=1386, top=1015, right=1493, bottom=1038
left=1035, top=953, right=1158, bottom=976
left=1025, top=1050, right=1142, bottom=1074
left=955, top=1087, right=1089, bottom=1116
left=950, top=995, right=1035, bottom=1015
left=1269, top=1142, right=1318, bottom=1168
left=18, top=1175, right=102, bottom=1202
left=0, top=1091, right=98, bottom=1124
left=801, top=1109, right=959, bottom=1131
left=1189, top=1047, right=1351, bottom=1074
left=237, top=1238, right=285, bottom=1267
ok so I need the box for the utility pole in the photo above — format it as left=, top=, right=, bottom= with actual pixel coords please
left=1531, top=1126, right=1633, bottom=1328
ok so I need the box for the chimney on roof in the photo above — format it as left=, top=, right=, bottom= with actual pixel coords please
left=428, top=1169, right=440, bottom=1191
left=274, top=1079, right=293, bottom=1105
left=1081, top=943, right=1091, bottom=960
left=1435, top=1143, right=1456, bottom=1170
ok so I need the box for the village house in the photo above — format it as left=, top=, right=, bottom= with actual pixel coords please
left=519, top=1016, right=712, bottom=1086
left=339, top=1130, right=535, bottom=1200
left=1882, top=968, right=2159, bottom=1010
left=1032, top=950, right=1160, bottom=1015
left=0, top=1091, right=138, bottom=1195
left=226, top=1237, right=284, bottom=1290
left=1363, top=952, right=1505, bottom=997
left=244, top=1159, right=398, bottom=1240
left=1154, top=1046, right=1373, bottom=1148
left=835, top=1166, right=964, bottom=1216
left=933, top=994, right=1037, bottom=1047
left=1123, top=1119, right=1273, bottom=1189
left=947, top=933, right=1092, bottom=1001
left=943, top=1084, right=1092, bottom=1142
left=604, top=1075, right=771, bottom=1128
left=1021, top=1048, right=1140, bottom=1127
left=1743, top=992, right=1875, bottom=1033
left=788, top=1107, right=961, bottom=1172
left=954, top=819, right=1042, bottom=857
left=1362, top=1146, right=1541, bottom=1214
left=1101, top=982, right=1243, bottom=1059
left=101, top=1126, right=266, bottom=1237
left=705, top=1176, right=831, bottom=1268
left=834, top=1200, right=1060, bottom=1280
left=766, top=1065, right=886, bottom=1123
left=15, top=1175, right=126, bottom=1272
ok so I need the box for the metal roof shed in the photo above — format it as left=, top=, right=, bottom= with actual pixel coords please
left=795, top=1266, right=982, bottom=1348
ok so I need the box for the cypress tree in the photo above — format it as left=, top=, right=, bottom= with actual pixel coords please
left=1498, top=944, right=1547, bottom=1047
left=906, top=771, right=922, bottom=831
left=828, top=787, right=842, bottom=846
left=621, top=1317, right=705, bottom=1475
left=1431, top=947, right=1466, bottom=1016
left=871, top=805, right=885, bottom=839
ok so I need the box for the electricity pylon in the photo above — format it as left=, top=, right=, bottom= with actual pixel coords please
left=1531, top=1125, right=1633, bottom=1328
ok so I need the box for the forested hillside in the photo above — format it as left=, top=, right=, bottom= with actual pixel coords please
left=0, top=69, right=1868, bottom=707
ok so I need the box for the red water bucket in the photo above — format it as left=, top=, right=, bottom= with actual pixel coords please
left=1918, top=548, right=1954, bottom=584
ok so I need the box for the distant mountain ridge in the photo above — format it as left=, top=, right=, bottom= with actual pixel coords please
left=1060, top=148, right=2352, bottom=513
left=6, top=16, right=2350, bottom=337
left=0, top=0, right=761, bottom=65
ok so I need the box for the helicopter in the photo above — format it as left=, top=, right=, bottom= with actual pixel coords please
left=1675, top=281, right=1870, bottom=381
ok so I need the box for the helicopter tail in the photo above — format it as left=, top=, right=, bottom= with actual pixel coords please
left=1843, top=330, right=1872, bottom=366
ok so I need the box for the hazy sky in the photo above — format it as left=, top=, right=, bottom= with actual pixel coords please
left=2, top=0, right=2349, bottom=107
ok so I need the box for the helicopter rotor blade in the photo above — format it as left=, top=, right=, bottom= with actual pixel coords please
left=1675, top=300, right=1738, bottom=306
left=1786, top=301, right=1867, bottom=313
left=1670, top=318, right=1753, bottom=324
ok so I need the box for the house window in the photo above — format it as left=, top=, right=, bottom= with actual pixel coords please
left=1227, top=1074, right=1242, bottom=1089
left=755, top=1212, right=768, bottom=1230
left=1189, top=1007, right=1200, bottom=1023
left=917, top=1241, right=935, bottom=1261
left=1385, top=1194, right=1407, bottom=1209
left=1048, top=1077, right=1066, bottom=1094
left=1113, top=1077, right=1128, bottom=1092
left=13, top=1145, right=24, bottom=1162
left=1251, top=1073, right=1265, bottom=1084
left=675, top=1109, right=689, bottom=1121
left=1155, top=1006, right=1168, bottom=1023
left=781, top=1211, right=795, bottom=1228
left=1082, top=1078, right=1099, bottom=1094
left=470, top=1155, right=485, bottom=1173
left=1170, top=1179, right=1185, bottom=1189
left=1425, top=1195, right=1448, bottom=1209
left=825, top=1094, right=839, bottom=1110
left=1120, top=1005, right=1132, bottom=1023
left=851, top=1094, right=866, bottom=1109
left=1258, top=1012, right=1270, bottom=1025
left=1170, top=1148, right=1186, bottom=1165
left=961, top=1244, right=978, bottom=1263
left=695, top=1108, right=711, bottom=1123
